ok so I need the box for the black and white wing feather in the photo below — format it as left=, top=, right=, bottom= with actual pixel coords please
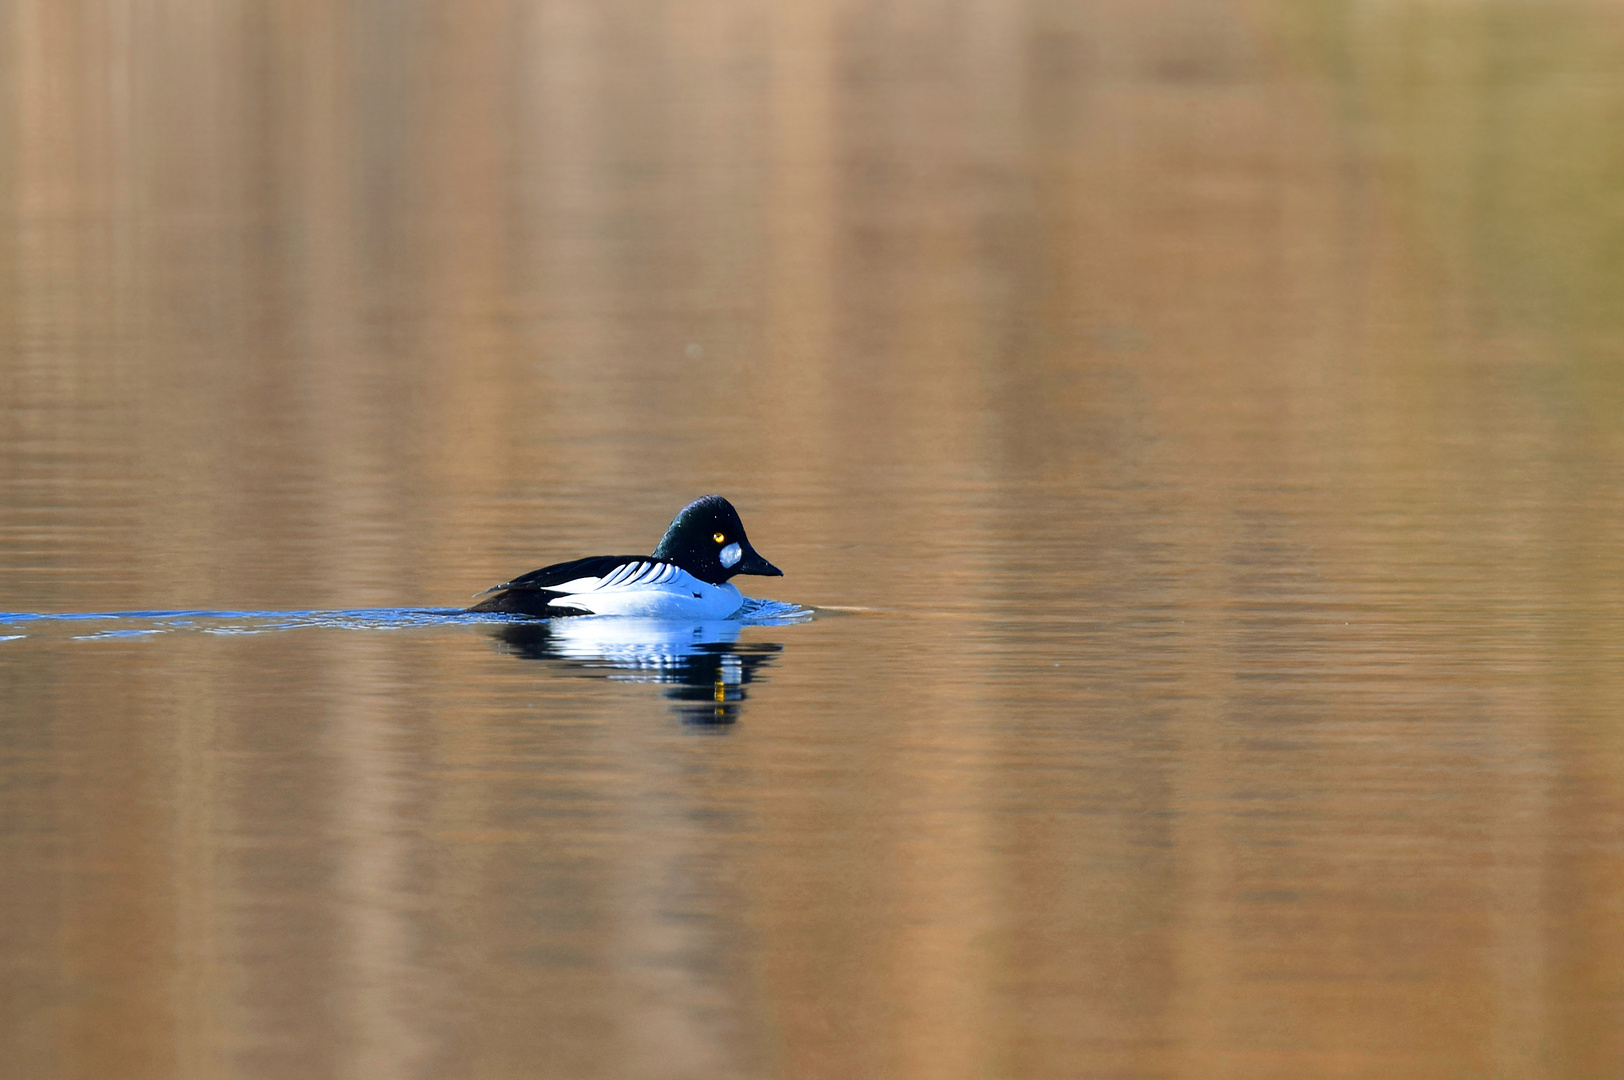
left=481, top=555, right=645, bottom=595
left=471, top=556, right=682, bottom=617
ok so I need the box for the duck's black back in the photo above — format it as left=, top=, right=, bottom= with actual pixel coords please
left=467, top=554, right=648, bottom=617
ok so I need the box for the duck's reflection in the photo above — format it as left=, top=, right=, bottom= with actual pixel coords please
left=493, top=617, right=783, bottom=726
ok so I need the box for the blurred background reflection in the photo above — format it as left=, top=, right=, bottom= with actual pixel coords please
left=3, top=1, right=1624, bottom=1077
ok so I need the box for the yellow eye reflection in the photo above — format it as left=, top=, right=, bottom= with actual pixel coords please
left=713, top=533, right=726, bottom=543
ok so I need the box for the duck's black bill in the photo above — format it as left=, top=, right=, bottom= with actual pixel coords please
left=739, top=548, right=783, bottom=576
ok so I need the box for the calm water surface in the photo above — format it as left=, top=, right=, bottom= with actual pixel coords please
left=4, top=1, right=1624, bottom=1078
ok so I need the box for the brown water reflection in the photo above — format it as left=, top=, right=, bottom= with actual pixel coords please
left=4, top=0, right=1624, bottom=1077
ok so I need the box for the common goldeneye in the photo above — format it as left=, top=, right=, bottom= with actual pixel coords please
left=468, top=495, right=783, bottom=619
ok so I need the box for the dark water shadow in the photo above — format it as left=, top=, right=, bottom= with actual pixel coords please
left=492, top=617, right=788, bottom=727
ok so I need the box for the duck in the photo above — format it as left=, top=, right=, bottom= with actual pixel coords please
left=468, top=495, right=783, bottom=619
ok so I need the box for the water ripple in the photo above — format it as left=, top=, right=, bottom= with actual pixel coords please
left=0, top=597, right=813, bottom=641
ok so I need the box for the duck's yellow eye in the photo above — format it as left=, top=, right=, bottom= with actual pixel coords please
left=713, top=532, right=726, bottom=543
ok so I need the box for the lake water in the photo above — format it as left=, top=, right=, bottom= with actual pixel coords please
left=4, top=1, right=1624, bottom=1077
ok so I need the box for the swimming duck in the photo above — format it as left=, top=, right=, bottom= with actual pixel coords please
left=468, top=495, right=783, bottom=619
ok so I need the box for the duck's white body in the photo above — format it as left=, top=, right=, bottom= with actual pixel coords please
left=543, top=560, right=746, bottom=619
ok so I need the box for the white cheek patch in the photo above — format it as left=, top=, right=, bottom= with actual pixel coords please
left=719, top=542, right=742, bottom=568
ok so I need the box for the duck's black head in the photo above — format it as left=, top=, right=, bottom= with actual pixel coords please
left=651, top=495, right=783, bottom=585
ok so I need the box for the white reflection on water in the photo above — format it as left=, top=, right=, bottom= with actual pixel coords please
left=490, top=602, right=812, bottom=725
